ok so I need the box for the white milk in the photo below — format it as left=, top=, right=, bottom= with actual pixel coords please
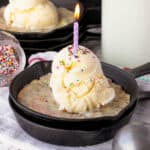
left=102, top=0, right=150, bottom=68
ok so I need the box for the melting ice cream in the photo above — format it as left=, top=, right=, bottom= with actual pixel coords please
left=50, top=45, right=115, bottom=113
left=4, top=0, right=58, bottom=31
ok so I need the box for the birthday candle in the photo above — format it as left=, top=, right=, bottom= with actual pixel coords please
left=73, top=3, right=80, bottom=57
left=73, top=21, right=79, bottom=57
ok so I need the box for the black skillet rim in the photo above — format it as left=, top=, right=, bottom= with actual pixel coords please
left=9, top=61, right=138, bottom=123
left=9, top=95, right=137, bottom=131
left=19, top=23, right=86, bottom=42
left=21, top=29, right=86, bottom=53
left=0, top=1, right=85, bottom=36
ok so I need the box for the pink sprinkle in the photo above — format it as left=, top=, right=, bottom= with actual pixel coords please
left=1, top=46, right=4, bottom=52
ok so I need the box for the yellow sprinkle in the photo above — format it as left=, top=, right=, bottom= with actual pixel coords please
left=98, top=75, right=104, bottom=79
left=69, top=83, right=74, bottom=88
left=59, top=60, right=65, bottom=66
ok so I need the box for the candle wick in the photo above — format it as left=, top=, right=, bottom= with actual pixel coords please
left=74, top=55, right=78, bottom=58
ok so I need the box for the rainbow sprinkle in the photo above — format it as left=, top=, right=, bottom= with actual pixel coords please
left=59, top=60, right=65, bottom=66
left=0, top=45, right=19, bottom=86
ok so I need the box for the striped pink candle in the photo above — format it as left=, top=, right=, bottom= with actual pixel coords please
left=73, top=21, right=79, bottom=57
left=73, top=3, right=80, bottom=57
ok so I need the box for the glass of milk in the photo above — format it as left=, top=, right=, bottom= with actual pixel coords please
left=102, top=0, right=150, bottom=68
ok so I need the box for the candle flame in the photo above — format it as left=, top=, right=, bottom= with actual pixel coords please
left=74, top=3, right=80, bottom=20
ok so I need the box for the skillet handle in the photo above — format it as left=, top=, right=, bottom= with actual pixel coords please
left=129, top=62, right=150, bottom=78
left=129, top=62, right=150, bottom=100
left=81, top=25, right=100, bottom=44
left=83, top=25, right=101, bottom=41
left=138, top=91, right=150, bottom=100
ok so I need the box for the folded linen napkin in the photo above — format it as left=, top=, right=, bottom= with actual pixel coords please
left=28, top=51, right=57, bottom=66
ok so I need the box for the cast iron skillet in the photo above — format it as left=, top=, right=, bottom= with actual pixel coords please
left=9, top=96, right=136, bottom=146
left=19, top=25, right=86, bottom=49
left=0, top=0, right=85, bottom=40
left=9, top=62, right=150, bottom=129
left=20, top=28, right=95, bottom=55
left=19, top=23, right=100, bottom=54
left=9, top=61, right=150, bottom=146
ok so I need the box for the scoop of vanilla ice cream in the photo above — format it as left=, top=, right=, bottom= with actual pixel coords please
left=4, top=0, right=59, bottom=31
left=9, top=0, right=47, bottom=10
left=50, top=45, right=115, bottom=113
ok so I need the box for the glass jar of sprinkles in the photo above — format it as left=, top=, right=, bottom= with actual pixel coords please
left=0, top=31, right=26, bottom=87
